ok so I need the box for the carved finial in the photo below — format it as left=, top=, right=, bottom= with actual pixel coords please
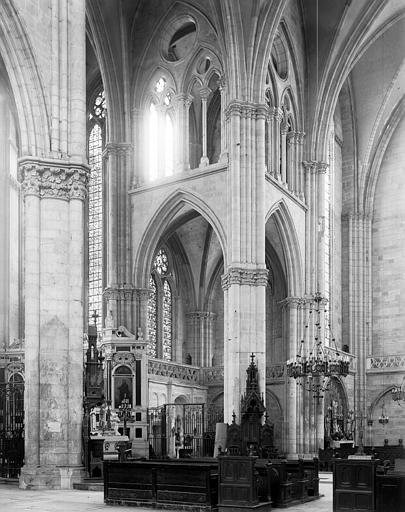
left=137, top=327, right=144, bottom=341
left=232, top=411, right=236, bottom=424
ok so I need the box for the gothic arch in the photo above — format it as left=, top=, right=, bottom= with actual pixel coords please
left=311, top=5, right=405, bottom=160
left=265, top=200, right=303, bottom=297
left=363, top=97, right=405, bottom=216
left=134, top=189, right=227, bottom=287
left=0, top=1, right=49, bottom=156
left=86, top=1, right=127, bottom=142
left=139, top=66, right=178, bottom=109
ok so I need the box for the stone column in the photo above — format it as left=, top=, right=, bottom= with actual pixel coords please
left=0, top=98, right=9, bottom=351
left=19, top=159, right=88, bottom=489
left=286, top=132, right=295, bottom=192
left=218, top=78, right=228, bottom=163
left=269, top=107, right=283, bottom=181
left=131, top=107, right=143, bottom=187
left=347, top=213, right=371, bottom=445
left=103, top=142, right=133, bottom=327
left=222, top=100, right=268, bottom=422
left=281, top=297, right=301, bottom=458
left=199, top=87, right=211, bottom=168
left=186, top=312, right=216, bottom=367
left=296, top=132, right=305, bottom=200
left=173, top=94, right=192, bottom=173
left=280, top=121, right=288, bottom=185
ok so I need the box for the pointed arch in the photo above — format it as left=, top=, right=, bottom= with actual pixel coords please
left=363, top=97, right=405, bottom=216
left=134, top=189, right=227, bottom=287
left=0, top=1, right=49, bottom=156
left=265, top=200, right=303, bottom=296
left=311, top=4, right=404, bottom=160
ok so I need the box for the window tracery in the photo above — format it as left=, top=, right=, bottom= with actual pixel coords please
left=147, top=78, right=174, bottom=181
left=88, top=88, right=105, bottom=331
left=147, top=248, right=174, bottom=361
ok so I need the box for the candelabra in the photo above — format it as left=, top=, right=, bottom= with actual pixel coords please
left=118, top=394, right=132, bottom=435
left=286, top=292, right=350, bottom=400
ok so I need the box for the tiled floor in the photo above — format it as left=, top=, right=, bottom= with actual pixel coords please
left=0, top=474, right=333, bottom=512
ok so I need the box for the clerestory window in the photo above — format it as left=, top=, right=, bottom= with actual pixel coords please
left=147, top=78, right=174, bottom=181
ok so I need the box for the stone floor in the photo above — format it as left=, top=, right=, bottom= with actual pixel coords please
left=0, top=473, right=333, bottom=512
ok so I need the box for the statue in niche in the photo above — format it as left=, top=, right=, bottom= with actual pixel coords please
left=105, top=310, right=114, bottom=329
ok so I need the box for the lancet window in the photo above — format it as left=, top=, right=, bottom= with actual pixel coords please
left=88, top=89, right=106, bottom=331
left=147, top=77, right=174, bottom=181
left=147, top=248, right=174, bottom=361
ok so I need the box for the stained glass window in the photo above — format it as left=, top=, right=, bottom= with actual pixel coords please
left=162, top=281, right=172, bottom=361
left=154, top=248, right=169, bottom=275
left=88, top=90, right=105, bottom=331
left=147, top=249, right=174, bottom=361
left=148, top=275, right=157, bottom=358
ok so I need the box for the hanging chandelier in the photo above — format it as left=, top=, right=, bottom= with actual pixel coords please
left=391, top=376, right=405, bottom=405
left=286, top=292, right=350, bottom=398
left=378, top=402, right=389, bottom=425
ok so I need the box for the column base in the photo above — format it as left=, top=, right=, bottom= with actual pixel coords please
left=19, top=464, right=86, bottom=490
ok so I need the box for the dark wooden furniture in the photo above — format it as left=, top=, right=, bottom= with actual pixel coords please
left=104, top=460, right=218, bottom=510
left=264, top=458, right=319, bottom=507
left=333, top=458, right=380, bottom=512
left=376, top=470, right=405, bottom=512
left=218, top=456, right=271, bottom=512
left=226, top=355, right=275, bottom=459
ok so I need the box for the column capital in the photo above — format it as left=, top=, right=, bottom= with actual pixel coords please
left=225, top=100, right=268, bottom=121
left=279, top=296, right=304, bottom=308
left=104, top=284, right=137, bottom=301
left=302, top=161, right=317, bottom=174
left=103, top=142, right=133, bottom=158
left=172, top=93, right=193, bottom=108
left=221, top=267, right=268, bottom=290
left=186, top=311, right=217, bottom=321
left=134, top=287, right=153, bottom=300
left=18, top=157, right=89, bottom=200
left=268, top=106, right=284, bottom=122
left=218, top=76, right=226, bottom=91
left=199, top=86, right=212, bottom=100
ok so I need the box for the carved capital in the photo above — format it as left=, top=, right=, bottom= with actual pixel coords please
left=172, top=93, right=193, bottom=109
left=103, top=142, right=133, bottom=159
left=104, top=284, right=137, bottom=302
left=279, top=296, right=304, bottom=309
left=186, top=311, right=217, bottom=322
left=302, top=161, right=317, bottom=174
left=268, top=106, right=284, bottom=122
left=135, top=288, right=152, bottom=301
left=199, top=87, right=212, bottom=100
left=225, top=101, right=268, bottom=121
left=221, top=267, right=268, bottom=290
left=19, top=158, right=89, bottom=200
left=315, top=161, right=328, bottom=174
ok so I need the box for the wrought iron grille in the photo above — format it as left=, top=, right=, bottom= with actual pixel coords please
left=0, top=382, right=24, bottom=478
left=147, top=403, right=223, bottom=459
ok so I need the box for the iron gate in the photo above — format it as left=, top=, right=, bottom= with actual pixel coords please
left=147, top=403, right=223, bottom=458
left=0, top=382, right=24, bottom=477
